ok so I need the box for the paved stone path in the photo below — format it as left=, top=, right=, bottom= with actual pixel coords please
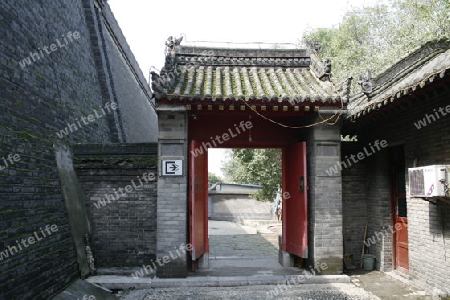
left=209, top=234, right=278, bottom=257
left=121, top=283, right=381, bottom=300
left=208, top=220, right=281, bottom=257
left=201, top=220, right=298, bottom=277
left=259, top=223, right=282, bottom=249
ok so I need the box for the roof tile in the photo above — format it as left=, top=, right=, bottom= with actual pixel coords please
left=152, top=44, right=345, bottom=105
left=348, top=40, right=450, bottom=120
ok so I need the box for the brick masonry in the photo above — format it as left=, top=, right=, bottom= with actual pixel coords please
left=73, top=144, right=158, bottom=267
left=156, top=110, right=189, bottom=278
left=0, top=0, right=157, bottom=298
left=83, top=1, right=158, bottom=143
left=343, top=83, right=450, bottom=294
left=306, top=116, right=343, bottom=275
left=209, top=195, right=273, bottom=222
left=341, top=142, right=367, bottom=265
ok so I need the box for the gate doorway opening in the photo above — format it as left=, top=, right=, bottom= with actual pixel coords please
left=189, top=139, right=308, bottom=272
left=207, top=148, right=281, bottom=271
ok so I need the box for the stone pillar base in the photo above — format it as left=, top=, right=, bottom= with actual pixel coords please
left=155, top=256, right=187, bottom=278
left=198, top=253, right=209, bottom=269
left=279, top=250, right=295, bottom=267
left=313, top=256, right=343, bottom=275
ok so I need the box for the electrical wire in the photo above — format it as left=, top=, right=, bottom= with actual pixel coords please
left=158, top=35, right=345, bottom=128
left=240, top=97, right=344, bottom=129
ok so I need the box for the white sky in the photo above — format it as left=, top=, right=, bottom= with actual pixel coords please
left=108, top=0, right=381, bottom=177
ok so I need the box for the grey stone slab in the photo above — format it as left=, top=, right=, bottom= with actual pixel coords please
left=285, top=274, right=350, bottom=284
left=52, top=279, right=114, bottom=300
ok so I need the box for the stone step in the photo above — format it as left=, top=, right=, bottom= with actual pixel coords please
left=86, top=274, right=350, bottom=290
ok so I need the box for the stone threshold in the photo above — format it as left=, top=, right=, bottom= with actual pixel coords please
left=86, top=274, right=350, bottom=290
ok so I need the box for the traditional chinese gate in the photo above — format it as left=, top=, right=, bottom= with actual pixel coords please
left=154, top=40, right=347, bottom=274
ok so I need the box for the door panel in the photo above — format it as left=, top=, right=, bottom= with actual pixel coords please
left=189, top=140, right=208, bottom=263
left=396, top=216, right=408, bottom=271
left=282, top=142, right=308, bottom=258
left=395, top=172, right=408, bottom=272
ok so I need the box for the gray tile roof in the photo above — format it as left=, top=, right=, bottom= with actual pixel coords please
left=347, top=40, right=450, bottom=120
left=151, top=43, right=349, bottom=106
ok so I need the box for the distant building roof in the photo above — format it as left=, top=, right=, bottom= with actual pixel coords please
left=151, top=37, right=350, bottom=107
left=209, top=183, right=262, bottom=194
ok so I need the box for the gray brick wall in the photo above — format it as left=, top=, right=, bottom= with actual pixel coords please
left=0, top=0, right=158, bottom=298
left=364, top=149, right=392, bottom=271
left=0, top=1, right=110, bottom=298
left=209, top=195, right=273, bottom=222
left=344, top=84, right=450, bottom=294
left=341, top=142, right=367, bottom=265
left=157, top=111, right=189, bottom=278
left=86, top=3, right=158, bottom=143
left=73, top=144, right=158, bottom=267
left=306, top=119, right=343, bottom=274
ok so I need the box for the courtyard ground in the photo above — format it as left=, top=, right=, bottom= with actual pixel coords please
left=57, top=220, right=441, bottom=299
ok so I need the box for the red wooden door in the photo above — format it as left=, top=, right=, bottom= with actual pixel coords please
left=282, top=142, right=308, bottom=258
left=394, top=170, right=409, bottom=273
left=189, top=140, right=208, bottom=266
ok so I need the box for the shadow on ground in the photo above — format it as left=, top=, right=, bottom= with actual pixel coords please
left=345, top=269, right=441, bottom=300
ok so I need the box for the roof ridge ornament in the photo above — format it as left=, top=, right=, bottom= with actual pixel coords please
left=152, top=35, right=184, bottom=94
left=165, top=35, right=183, bottom=54
left=337, top=77, right=353, bottom=102
left=307, top=41, right=332, bottom=81
left=306, top=40, right=321, bottom=54
left=310, top=51, right=332, bottom=82
left=358, top=69, right=375, bottom=97
left=321, top=59, right=332, bottom=81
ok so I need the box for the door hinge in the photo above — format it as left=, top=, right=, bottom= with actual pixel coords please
left=299, top=176, right=305, bottom=192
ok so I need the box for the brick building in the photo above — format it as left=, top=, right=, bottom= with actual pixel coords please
left=0, top=0, right=157, bottom=298
left=342, top=40, right=450, bottom=295
left=152, top=38, right=450, bottom=294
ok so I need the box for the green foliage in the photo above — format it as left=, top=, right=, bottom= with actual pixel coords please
left=208, top=172, right=223, bottom=187
left=303, top=0, right=450, bottom=91
left=223, top=0, right=450, bottom=203
left=222, top=149, right=281, bottom=202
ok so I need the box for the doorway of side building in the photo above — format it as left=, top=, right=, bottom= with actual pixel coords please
left=389, top=145, right=409, bottom=274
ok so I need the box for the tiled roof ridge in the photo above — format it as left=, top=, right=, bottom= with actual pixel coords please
left=171, top=46, right=314, bottom=69
left=349, top=49, right=442, bottom=105
left=174, top=44, right=310, bottom=58
left=348, top=39, right=450, bottom=111
left=348, top=66, right=450, bottom=120
left=347, top=40, right=450, bottom=119
left=371, top=39, right=450, bottom=88
left=151, top=37, right=347, bottom=104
